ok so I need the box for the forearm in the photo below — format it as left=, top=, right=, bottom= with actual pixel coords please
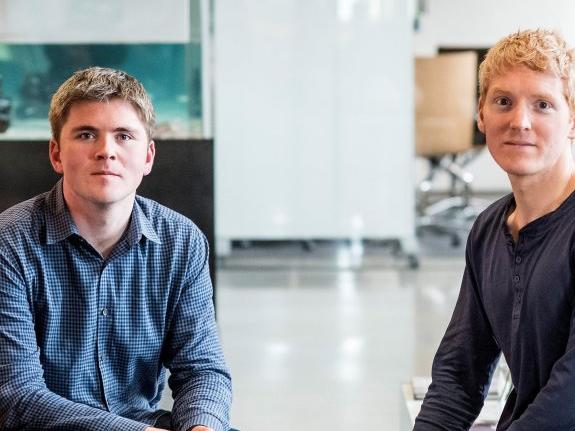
left=167, top=235, right=232, bottom=431
left=414, top=360, right=496, bottom=430
left=0, top=330, right=148, bottom=431
left=507, top=343, right=575, bottom=429
left=507, top=384, right=575, bottom=429
left=0, top=267, right=147, bottom=430
left=415, top=264, right=500, bottom=430
left=1, top=369, right=147, bottom=431
left=170, top=369, right=232, bottom=431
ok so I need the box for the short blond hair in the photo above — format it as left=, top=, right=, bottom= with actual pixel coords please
left=49, top=67, right=156, bottom=141
left=479, top=29, right=575, bottom=110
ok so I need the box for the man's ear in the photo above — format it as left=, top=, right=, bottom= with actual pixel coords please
left=143, top=140, right=155, bottom=176
left=49, top=138, right=64, bottom=174
left=477, top=98, right=485, bottom=134
left=568, top=113, right=575, bottom=140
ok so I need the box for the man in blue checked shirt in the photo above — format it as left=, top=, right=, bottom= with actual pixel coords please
left=0, top=67, right=232, bottom=431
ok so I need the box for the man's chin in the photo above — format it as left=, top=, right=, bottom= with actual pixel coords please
left=86, top=192, right=134, bottom=208
left=495, top=159, right=540, bottom=178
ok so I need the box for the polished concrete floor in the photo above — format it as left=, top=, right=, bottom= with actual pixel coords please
left=216, top=235, right=467, bottom=431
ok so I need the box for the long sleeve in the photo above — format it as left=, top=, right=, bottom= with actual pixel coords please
left=414, top=245, right=501, bottom=430
left=164, top=234, right=232, bottom=431
left=0, top=250, right=148, bottom=431
left=506, top=303, right=575, bottom=430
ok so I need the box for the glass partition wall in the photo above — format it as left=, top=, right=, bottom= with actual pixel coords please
left=0, top=0, right=208, bottom=139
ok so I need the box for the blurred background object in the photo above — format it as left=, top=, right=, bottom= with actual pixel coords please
left=0, top=74, right=11, bottom=133
left=414, top=51, right=489, bottom=247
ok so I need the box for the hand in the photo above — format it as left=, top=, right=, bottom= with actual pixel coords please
left=145, top=428, right=169, bottom=431
left=190, top=427, right=214, bottom=431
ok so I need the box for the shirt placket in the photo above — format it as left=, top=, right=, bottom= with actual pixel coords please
left=96, top=261, right=113, bottom=410
left=511, top=236, right=525, bottom=325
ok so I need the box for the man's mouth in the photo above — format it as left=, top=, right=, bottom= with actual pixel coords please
left=92, top=170, right=120, bottom=176
left=504, top=141, right=536, bottom=147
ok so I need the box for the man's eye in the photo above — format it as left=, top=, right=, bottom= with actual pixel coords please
left=78, top=132, right=95, bottom=139
left=537, top=100, right=551, bottom=110
left=117, top=133, right=132, bottom=141
left=495, top=97, right=511, bottom=106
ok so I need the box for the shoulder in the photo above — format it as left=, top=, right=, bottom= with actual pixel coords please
left=469, top=193, right=512, bottom=237
left=135, top=195, right=210, bottom=281
left=134, top=195, right=207, bottom=246
left=475, top=193, right=512, bottom=222
left=0, top=194, right=47, bottom=246
left=464, top=193, right=513, bottom=260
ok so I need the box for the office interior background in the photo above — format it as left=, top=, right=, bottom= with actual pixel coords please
left=0, top=0, right=574, bottom=429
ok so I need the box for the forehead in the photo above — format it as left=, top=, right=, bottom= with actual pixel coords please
left=63, top=98, right=146, bottom=130
left=486, top=65, right=566, bottom=97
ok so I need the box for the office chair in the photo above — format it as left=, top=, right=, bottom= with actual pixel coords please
left=415, top=51, right=485, bottom=246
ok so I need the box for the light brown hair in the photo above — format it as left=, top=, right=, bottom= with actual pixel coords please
left=49, top=67, right=156, bottom=141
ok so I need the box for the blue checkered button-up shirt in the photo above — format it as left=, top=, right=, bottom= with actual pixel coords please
left=0, top=180, right=232, bottom=431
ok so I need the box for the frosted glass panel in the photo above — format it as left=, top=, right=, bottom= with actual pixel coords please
left=215, top=0, right=416, bottom=248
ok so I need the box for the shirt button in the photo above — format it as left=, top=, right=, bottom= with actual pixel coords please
left=513, top=275, right=520, bottom=283
left=515, top=256, right=522, bottom=264
left=101, top=308, right=108, bottom=316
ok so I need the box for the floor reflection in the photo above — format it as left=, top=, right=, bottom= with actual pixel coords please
left=216, top=238, right=465, bottom=430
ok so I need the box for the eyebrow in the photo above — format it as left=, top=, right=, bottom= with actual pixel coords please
left=113, top=127, right=140, bottom=135
left=68, top=125, right=140, bottom=135
left=69, top=125, right=97, bottom=133
left=492, top=87, right=553, bottom=99
left=489, top=87, right=560, bottom=100
left=488, top=87, right=510, bottom=95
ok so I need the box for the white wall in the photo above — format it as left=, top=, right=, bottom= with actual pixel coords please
left=415, top=0, right=575, bottom=52
left=0, top=0, right=190, bottom=43
left=414, top=0, right=575, bottom=193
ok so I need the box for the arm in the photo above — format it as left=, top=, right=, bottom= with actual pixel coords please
left=506, top=304, right=575, bottom=430
left=145, top=429, right=214, bottom=431
left=414, top=247, right=501, bottom=430
left=0, top=250, right=148, bottom=431
left=164, top=234, right=232, bottom=431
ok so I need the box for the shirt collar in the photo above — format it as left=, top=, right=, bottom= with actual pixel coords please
left=44, top=179, right=161, bottom=246
left=129, top=198, right=162, bottom=245
left=45, top=179, right=80, bottom=244
left=500, top=187, right=575, bottom=239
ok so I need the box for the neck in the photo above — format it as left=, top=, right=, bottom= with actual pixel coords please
left=63, top=189, right=134, bottom=258
left=507, top=157, right=575, bottom=240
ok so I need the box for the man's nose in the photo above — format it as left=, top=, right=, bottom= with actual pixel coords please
left=509, top=103, right=532, bottom=131
left=95, top=135, right=117, bottom=160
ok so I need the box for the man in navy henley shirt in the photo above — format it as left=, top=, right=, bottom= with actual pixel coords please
left=415, top=29, right=575, bottom=430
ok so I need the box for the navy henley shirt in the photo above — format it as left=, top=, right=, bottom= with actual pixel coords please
left=415, top=190, right=575, bottom=430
